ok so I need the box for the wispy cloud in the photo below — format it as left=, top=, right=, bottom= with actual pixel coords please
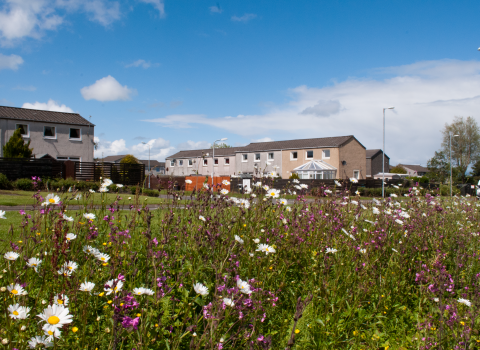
left=209, top=5, right=222, bottom=14
left=125, top=59, right=158, bottom=69
left=231, top=13, right=257, bottom=22
left=13, top=85, right=36, bottom=91
left=22, top=99, right=73, bottom=113
left=138, top=0, right=165, bottom=17
left=0, top=53, right=23, bottom=70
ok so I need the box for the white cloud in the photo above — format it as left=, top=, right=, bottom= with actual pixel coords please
left=0, top=0, right=121, bottom=46
left=138, top=0, right=165, bottom=17
left=13, top=85, right=36, bottom=91
left=301, top=100, right=341, bottom=117
left=125, top=59, right=156, bottom=69
left=176, top=140, right=211, bottom=150
left=209, top=5, right=222, bottom=14
left=81, top=75, right=136, bottom=102
left=231, top=13, right=256, bottom=22
left=142, top=59, right=480, bottom=165
left=253, top=137, right=274, bottom=142
left=22, top=99, right=73, bottom=112
left=0, top=53, right=23, bottom=70
left=94, top=137, right=128, bottom=157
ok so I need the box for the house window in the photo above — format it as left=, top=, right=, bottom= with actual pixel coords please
left=306, top=150, right=314, bottom=159
left=242, top=154, right=248, bottom=162
left=322, top=150, right=330, bottom=159
left=16, top=124, right=29, bottom=137
left=225, top=158, right=230, bottom=165
left=170, top=160, right=175, bottom=167
left=353, top=170, right=360, bottom=179
left=179, top=160, right=183, bottom=166
left=268, top=153, right=274, bottom=160
left=291, top=151, right=298, bottom=160
left=255, top=153, right=261, bottom=161
left=155, top=167, right=160, bottom=172
left=188, top=159, right=193, bottom=167
left=69, top=128, right=81, bottom=140
left=44, top=126, right=56, bottom=139
left=214, top=158, right=219, bottom=165
left=203, top=159, right=208, bottom=166
left=57, top=156, right=80, bottom=161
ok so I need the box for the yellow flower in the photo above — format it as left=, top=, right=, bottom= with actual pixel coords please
left=294, top=329, right=300, bottom=334
left=460, top=321, right=465, bottom=326
left=18, top=241, right=22, bottom=243
left=269, top=266, right=273, bottom=270
left=103, top=243, right=107, bottom=246
left=243, top=224, right=246, bottom=227
left=36, top=232, right=41, bottom=236
left=72, top=327, right=79, bottom=333
left=99, top=292, right=105, bottom=297
left=120, top=303, right=124, bottom=307
left=103, top=306, right=108, bottom=309
left=155, top=324, right=159, bottom=327
left=107, top=300, right=112, bottom=304
left=102, top=263, right=108, bottom=266
left=136, top=313, right=141, bottom=317
left=353, top=330, right=358, bottom=336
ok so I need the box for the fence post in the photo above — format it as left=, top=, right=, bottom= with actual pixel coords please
left=64, top=161, right=75, bottom=179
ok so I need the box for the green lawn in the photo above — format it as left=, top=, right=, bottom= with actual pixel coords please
left=0, top=190, right=168, bottom=207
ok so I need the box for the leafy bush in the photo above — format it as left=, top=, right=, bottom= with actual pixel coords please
left=0, top=173, right=11, bottom=189
left=289, top=173, right=300, bottom=180
left=141, top=188, right=159, bottom=197
left=13, top=178, right=33, bottom=191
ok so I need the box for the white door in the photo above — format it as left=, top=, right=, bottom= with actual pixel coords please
left=243, top=179, right=251, bottom=191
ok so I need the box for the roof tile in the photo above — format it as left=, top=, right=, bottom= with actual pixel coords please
left=0, top=106, right=94, bottom=126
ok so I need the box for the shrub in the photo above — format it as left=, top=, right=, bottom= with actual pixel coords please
left=289, top=173, right=300, bottom=180
left=141, top=188, right=159, bottom=197
left=14, top=178, right=33, bottom=191
left=0, top=173, right=11, bottom=190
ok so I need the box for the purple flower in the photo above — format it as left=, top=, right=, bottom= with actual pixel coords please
left=122, top=316, right=140, bottom=331
left=19, top=210, right=25, bottom=215
left=153, top=237, right=158, bottom=246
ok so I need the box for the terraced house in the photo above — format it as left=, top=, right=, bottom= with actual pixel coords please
left=166, top=135, right=367, bottom=180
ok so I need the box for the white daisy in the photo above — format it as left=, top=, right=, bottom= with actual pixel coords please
left=37, top=304, right=73, bottom=333
left=7, top=283, right=27, bottom=296
left=4, top=251, right=19, bottom=261
left=116, top=184, right=123, bottom=188
left=325, top=247, right=338, bottom=254
left=8, top=303, right=30, bottom=319
left=62, top=214, right=74, bottom=222
left=234, top=235, right=244, bottom=244
left=237, top=278, right=252, bottom=294
left=74, top=194, right=82, bottom=200
left=83, top=213, right=96, bottom=220
left=66, top=233, right=76, bottom=242
left=292, top=179, right=300, bottom=184
left=27, top=257, right=42, bottom=271
left=222, top=180, right=230, bottom=185
left=253, top=238, right=260, bottom=244
left=359, top=249, right=366, bottom=254
left=262, top=185, right=270, bottom=191
left=0, top=210, right=6, bottom=219
left=349, top=178, right=358, bottom=183
left=83, top=245, right=99, bottom=255
left=53, top=294, right=69, bottom=306
left=458, top=298, right=471, bottom=307
left=199, top=215, right=206, bottom=222
left=256, top=243, right=276, bottom=255
left=28, top=336, right=53, bottom=349
left=44, top=194, right=61, bottom=206
left=133, top=287, right=154, bottom=296
left=279, top=198, right=288, bottom=205
left=223, top=298, right=235, bottom=307
left=102, top=178, right=113, bottom=187
left=300, top=183, right=308, bottom=189
left=63, top=261, right=78, bottom=272
left=220, top=188, right=229, bottom=195
left=99, top=186, right=109, bottom=193
left=79, top=282, right=95, bottom=293
left=89, top=189, right=95, bottom=193
left=266, top=189, right=280, bottom=198
left=395, top=219, right=404, bottom=225
left=185, top=179, right=193, bottom=184
left=95, top=253, right=110, bottom=263
left=372, top=207, right=380, bottom=215
left=193, top=283, right=209, bottom=296
left=104, top=279, right=123, bottom=295
left=57, top=267, right=73, bottom=277
left=286, top=206, right=292, bottom=212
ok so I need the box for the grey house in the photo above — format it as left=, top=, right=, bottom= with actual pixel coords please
left=0, top=106, right=95, bottom=162
left=99, top=155, right=165, bottom=175
left=366, top=149, right=389, bottom=177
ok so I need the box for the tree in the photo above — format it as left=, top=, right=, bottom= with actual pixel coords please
left=471, top=159, right=480, bottom=177
left=441, top=116, right=480, bottom=182
left=426, top=150, right=461, bottom=183
left=211, top=143, right=231, bottom=149
left=390, top=165, right=407, bottom=174
left=3, top=127, right=33, bottom=158
left=120, top=155, right=140, bottom=164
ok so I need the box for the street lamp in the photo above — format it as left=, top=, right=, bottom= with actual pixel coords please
left=450, top=134, right=459, bottom=197
left=212, top=138, right=228, bottom=186
left=382, top=107, right=395, bottom=198
left=141, top=142, right=151, bottom=189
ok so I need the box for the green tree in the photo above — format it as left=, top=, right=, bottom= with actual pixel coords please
left=441, top=116, right=480, bottom=182
left=120, top=154, right=140, bottom=164
left=390, top=165, right=407, bottom=174
left=426, top=150, right=461, bottom=183
left=3, top=127, right=33, bottom=158
left=471, top=159, right=480, bottom=177
left=211, top=143, right=231, bottom=149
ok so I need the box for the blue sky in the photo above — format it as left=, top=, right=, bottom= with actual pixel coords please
left=1, top=0, right=480, bottom=164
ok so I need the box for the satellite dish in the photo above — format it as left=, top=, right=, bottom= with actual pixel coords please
left=342, top=161, right=347, bottom=166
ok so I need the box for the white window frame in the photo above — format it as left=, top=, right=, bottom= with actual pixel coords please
left=322, top=150, right=330, bottom=159
left=57, top=156, right=81, bottom=161
left=188, top=159, right=193, bottom=167
left=268, top=152, right=274, bottom=160
left=170, top=160, right=175, bottom=167
left=225, top=158, right=230, bottom=165
left=43, top=125, right=57, bottom=139
left=69, top=127, right=82, bottom=141
left=242, top=154, right=248, bottom=162
left=353, top=170, right=360, bottom=179
left=16, top=124, right=30, bottom=138
left=214, top=158, right=219, bottom=166
left=306, top=150, right=314, bottom=159
left=254, top=153, right=261, bottom=162
left=179, top=160, right=183, bottom=166
left=291, top=151, right=298, bottom=160
left=203, top=159, right=208, bottom=166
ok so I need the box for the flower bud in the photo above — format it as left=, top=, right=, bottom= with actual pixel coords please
left=2, top=339, right=8, bottom=344
left=21, top=326, right=26, bottom=331
left=0, top=287, right=6, bottom=292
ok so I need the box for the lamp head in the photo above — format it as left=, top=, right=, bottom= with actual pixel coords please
left=454, top=134, right=459, bottom=137
left=221, top=138, right=228, bottom=141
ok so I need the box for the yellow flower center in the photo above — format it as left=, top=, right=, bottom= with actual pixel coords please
left=72, top=327, right=78, bottom=333
left=48, top=316, right=60, bottom=325
left=101, top=257, right=106, bottom=261
left=266, top=248, right=269, bottom=251
left=11, top=289, right=18, bottom=295
left=68, top=266, right=73, bottom=270
left=57, top=299, right=63, bottom=304
left=32, top=264, right=37, bottom=266
left=13, top=311, right=19, bottom=316
left=48, top=331, right=54, bottom=335
left=49, top=198, right=55, bottom=203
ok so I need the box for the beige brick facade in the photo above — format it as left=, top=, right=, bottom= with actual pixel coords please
left=281, top=148, right=339, bottom=178
left=338, top=138, right=366, bottom=179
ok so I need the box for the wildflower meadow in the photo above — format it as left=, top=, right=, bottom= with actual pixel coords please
left=0, top=176, right=479, bottom=349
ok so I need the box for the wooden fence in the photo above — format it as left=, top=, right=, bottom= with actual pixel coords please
left=0, top=158, right=64, bottom=180
left=73, top=162, right=145, bottom=186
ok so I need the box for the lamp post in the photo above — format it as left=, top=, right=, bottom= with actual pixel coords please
left=141, top=142, right=151, bottom=189
left=450, top=134, right=459, bottom=197
left=212, top=138, right=228, bottom=186
left=382, top=107, right=395, bottom=198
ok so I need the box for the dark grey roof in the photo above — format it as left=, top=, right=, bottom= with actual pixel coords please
left=98, top=155, right=127, bottom=162
left=399, top=164, right=429, bottom=173
left=139, top=160, right=164, bottom=167
left=237, top=135, right=363, bottom=152
left=167, top=147, right=244, bottom=159
left=0, top=106, right=95, bottom=126
left=366, top=149, right=389, bottom=159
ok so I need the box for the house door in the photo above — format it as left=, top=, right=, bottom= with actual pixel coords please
left=242, top=179, right=251, bottom=191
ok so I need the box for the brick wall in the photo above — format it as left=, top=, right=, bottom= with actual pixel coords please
left=185, top=176, right=230, bottom=191
left=338, top=138, right=367, bottom=179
